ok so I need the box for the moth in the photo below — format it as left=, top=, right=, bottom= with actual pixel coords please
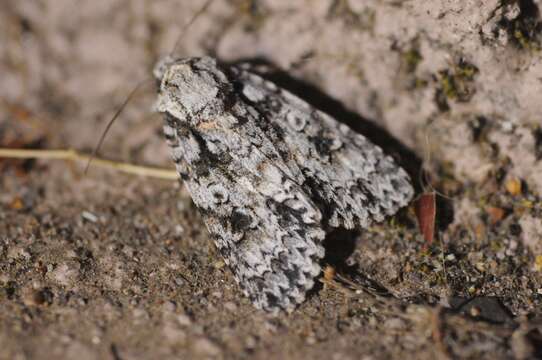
left=153, top=56, right=414, bottom=313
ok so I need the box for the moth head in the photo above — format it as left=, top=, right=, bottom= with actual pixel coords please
left=154, top=56, right=233, bottom=121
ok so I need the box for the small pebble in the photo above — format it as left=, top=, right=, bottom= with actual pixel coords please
left=470, top=306, right=481, bottom=317
left=163, top=322, right=187, bottom=343
left=177, top=314, right=192, bottom=326
left=193, top=337, right=222, bottom=357
left=384, top=318, right=406, bottom=330
left=162, top=301, right=176, bottom=312
left=81, top=211, right=98, bottom=223
left=245, top=335, right=257, bottom=349
left=175, top=224, right=185, bottom=234
left=224, top=301, right=237, bottom=312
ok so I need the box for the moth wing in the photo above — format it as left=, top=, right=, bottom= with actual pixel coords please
left=163, top=115, right=325, bottom=313
left=233, top=68, right=414, bottom=229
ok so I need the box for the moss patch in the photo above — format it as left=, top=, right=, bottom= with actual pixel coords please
left=327, top=0, right=376, bottom=32
left=497, top=0, right=542, bottom=50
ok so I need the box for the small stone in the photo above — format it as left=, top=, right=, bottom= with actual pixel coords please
left=175, top=224, right=184, bottom=234
left=505, top=178, right=522, bottom=196
left=323, top=265, right=336, bottom=281
left=224, top=301, right=237, bottom=312
left=10, top=197, right=24, bottom=210
left=34, top=288, right=54, bottom=306
left=177, top=313, right=192, bottom=326
left=191, top=325, right=204, bottom=335
left=77, top=297, right=87, bottom=306
left=163, top=322, right=187, bottom=344
left=21, top=288, right=42, bottom=306
left=306, top=335, right=317, bottom=345
left=470, top=306, right=481, bottom=317
left=486, top=207, right=505, bottom=224
left=122, top=246, right=136, bottom=258
left=81, top=211, right=98, bottom=223
left=7, top=246, right=30, bottom=260
left=51, top=263, right=78, bottom=286
left=263, top=321, right=278, bottom=333
left=132, top=308, right=149, bottom=320
left=162, top=301, right=176, bottom=312
left=384, top=318, right=406, bottom=330
left=192, top=337, right=222, bottom=357
left=245, top=335, right=257, bottom=349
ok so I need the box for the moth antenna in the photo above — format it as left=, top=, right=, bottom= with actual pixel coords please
left=85, top=78, right=152, bottom=174
left=170, top=0, right=215, bottom=57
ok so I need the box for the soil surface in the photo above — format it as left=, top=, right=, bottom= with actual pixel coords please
left=1, top=1, right=542, bottom=359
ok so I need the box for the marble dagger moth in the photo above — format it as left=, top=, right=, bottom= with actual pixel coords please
left=154, top=56, right=413, bottom=313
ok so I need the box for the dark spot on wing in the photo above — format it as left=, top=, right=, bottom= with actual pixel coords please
left=265, top=292, right=280, bottom=308
left=267, top=199, right=306, bottom=227
left=277, top=252, right=302, bottom=286
left=358, top=182, right=378, bottom=211
left=302, top=175, right=337, bottom=223
left=309, top=130, right=333, bottom=157
left=188, top=127, right=233, bottom=178
left=231, top=209, right=252, bottom=233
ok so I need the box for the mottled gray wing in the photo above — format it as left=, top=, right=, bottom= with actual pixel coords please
left=156, top=56, right=412, bottom=313
left=162, top=114, right=325, bottom=313
left=231, top=67, right=414, bottom=229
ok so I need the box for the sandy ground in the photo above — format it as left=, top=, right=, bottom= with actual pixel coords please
left=1, top=0, right=542, bottom=359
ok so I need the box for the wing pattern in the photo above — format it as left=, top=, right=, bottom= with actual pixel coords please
left=155, top=57, right=413, bottom=312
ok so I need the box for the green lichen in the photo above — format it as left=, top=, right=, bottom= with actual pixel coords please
left=435, top=59, right=479, bottom=111
left=497, top=0, right=542, bottom=51
left=328, top=0, right=376, bottom=33
left=403, top=48, right=423, bottom=74
left=455, top=61, right=478, bottom=80
left=233, top=0, right=269, bottom=32
left=398, top=43, right=427, bottom=90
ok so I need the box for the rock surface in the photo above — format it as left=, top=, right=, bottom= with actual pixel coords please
left=1, top=0, right=541, bottom=359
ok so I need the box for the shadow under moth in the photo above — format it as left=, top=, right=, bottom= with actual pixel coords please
left=154, top=56, right=414, bottom=313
